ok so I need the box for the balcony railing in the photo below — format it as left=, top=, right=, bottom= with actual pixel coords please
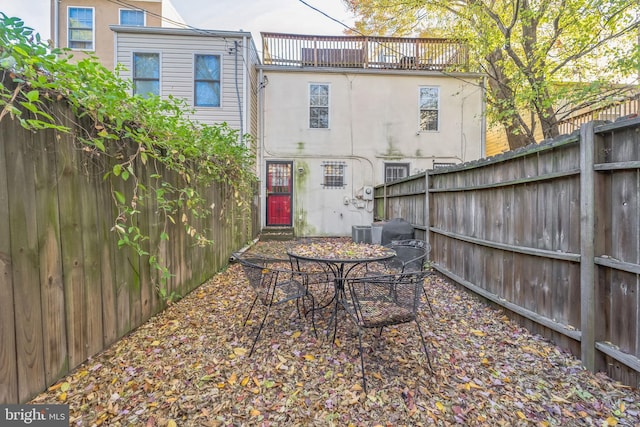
left=261, top=32, right=469, bottom=71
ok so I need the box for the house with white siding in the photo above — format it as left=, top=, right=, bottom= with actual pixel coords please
left=111, top=26, right=259, bottom=138
left=257, top=33, right=486, bottom=237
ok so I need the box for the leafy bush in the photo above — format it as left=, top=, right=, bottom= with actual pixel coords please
left=0, top=14, right=256, bottom=301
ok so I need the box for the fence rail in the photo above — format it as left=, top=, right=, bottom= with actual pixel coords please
left=374, top=117, right=640, bottom=388
left=0, top=102, right=258, bottom=404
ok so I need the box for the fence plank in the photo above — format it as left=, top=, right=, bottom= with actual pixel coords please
left=33, top=122, right=67, bottom=386
left=6, top=122, right=46, bottom=401
left=0, top=112, right=19, bottom=404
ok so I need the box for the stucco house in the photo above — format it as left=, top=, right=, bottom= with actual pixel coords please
left=257, top=33, right=486, bottom=237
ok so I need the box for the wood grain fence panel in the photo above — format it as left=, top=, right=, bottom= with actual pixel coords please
left=0, top=113, right=19, bottom=404
left=33, top=123, right=67, bottom=386
left=55, top=130, right=88, bottom=369
left=97, top=166, right=118, bottom=347
left=6, top=124, right=46, bottom=402
left=80, top=151, right=104, bottom=359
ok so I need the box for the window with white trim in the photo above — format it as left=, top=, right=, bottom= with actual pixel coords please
left=120, top=9, right=145, bottom=26
left=194, top=55, right=221, bottom=107
left=419, top=86, right=439, bottom=131
left=68, top=7, right=94, bottom=50
left=322, top=161, right=345, bottom=188
left=309, top=84, right=329, bottom=128
left=133, top=53, right=160, bottom=98
left=385, top=163, right=410, bottom=183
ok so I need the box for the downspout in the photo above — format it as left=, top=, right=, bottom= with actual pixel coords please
left=258, top=68, right=266, bottom=229
left=242, top=36, right=249, bottom=148
left=53, top=0, right=59, bottom=48
left=234, top=40, right=243, bottom=145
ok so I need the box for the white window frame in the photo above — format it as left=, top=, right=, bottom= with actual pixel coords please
left=132, top=52, right=161, bottom=98
left=67, top=6, right=95, bottom=51
left=119, top=8, right=146, bottom=26
left=309, top=83, right=330, bottom=129
left=418, top=86, right=440, bottom=132
left=193, top=53, right=222, bottom=108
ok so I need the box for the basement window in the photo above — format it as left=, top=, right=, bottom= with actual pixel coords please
left=321, top=161, right=345, bottom=188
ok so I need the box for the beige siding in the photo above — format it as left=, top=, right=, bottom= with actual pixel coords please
left=114, top=31, right=258, bottom=131
left=55, top=0, right=163, bottom=69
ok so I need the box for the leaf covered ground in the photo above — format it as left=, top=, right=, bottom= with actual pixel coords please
left=31, top=239, right=640, bottom=426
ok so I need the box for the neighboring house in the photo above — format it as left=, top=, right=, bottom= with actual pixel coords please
left=257, top=33, right=486, bottom=237
left=111, top=26, right=260, bottom=140
left=486, top=89, right=639, bottom=156
left=50, top=0, right=185, bottom=69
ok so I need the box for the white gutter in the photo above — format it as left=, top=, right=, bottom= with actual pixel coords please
left=53, top=0, right=59, bottom=47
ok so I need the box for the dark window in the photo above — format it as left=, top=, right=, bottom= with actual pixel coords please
left=68, top=7, right=94, bottom=50
left=133, top=53, right=160, bottom=98
left=310, top=84, right=329, bottom=128
left=322, top=161, right=345, bottom=188
left=194, top=55, right=221, bottom=107
left=419, top=87, right=439, bottom=131
left=120, top=9, right=145, bottom=26
left=385, top=163, right=410, bottom=182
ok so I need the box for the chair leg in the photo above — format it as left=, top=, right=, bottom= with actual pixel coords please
left=356, top=327, right=368, bottom=394
left=248, top=304, right=271, bottom=357
left=414, top=319, right=434, bottom=373
left=243, top=295, right=259, bottom=326
left=422, top=286, right=435, bottom=314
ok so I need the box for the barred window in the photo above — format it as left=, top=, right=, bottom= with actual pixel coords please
left=385, top=163, right=410, bottom=183
left=322, top=161, right=345, bottom=188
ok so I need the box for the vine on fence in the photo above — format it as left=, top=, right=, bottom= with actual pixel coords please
left=0, top=14, right=257, bottom=302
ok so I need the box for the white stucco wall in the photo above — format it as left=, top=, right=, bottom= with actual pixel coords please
left=259, top=68, right=485, bottom=236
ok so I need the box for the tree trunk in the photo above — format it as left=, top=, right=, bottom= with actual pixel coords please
left=486, top=48, right=535, bottom=150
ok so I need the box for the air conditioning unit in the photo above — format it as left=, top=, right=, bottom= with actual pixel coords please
left=362, top=186, right=374, bottom=201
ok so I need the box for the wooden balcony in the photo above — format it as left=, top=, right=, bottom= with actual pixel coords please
left=261, top=32, right=469, bottom=71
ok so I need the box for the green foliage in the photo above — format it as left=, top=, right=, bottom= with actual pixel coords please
left=0, top=14, right=256, bottom=301
left=344, top=0, right=640, bottom=149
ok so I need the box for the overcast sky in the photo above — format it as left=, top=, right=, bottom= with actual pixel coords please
left=0, top=0, right=356, bottom=47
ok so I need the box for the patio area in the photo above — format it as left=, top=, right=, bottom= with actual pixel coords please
left=30, top=238, right=640, bottom=426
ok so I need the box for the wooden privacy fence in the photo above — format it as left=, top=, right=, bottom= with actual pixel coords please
left=374, top=118, right=640, bottom=388
left=0, top=104, right=258, bottom=404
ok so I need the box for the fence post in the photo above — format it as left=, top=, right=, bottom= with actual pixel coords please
left=424, top=171, right=430, bottom=249
left=580, top=121, right=596, bottom=371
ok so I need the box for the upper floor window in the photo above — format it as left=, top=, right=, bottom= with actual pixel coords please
left=120, top=9, right=145, bottom=26
left=385, top=163, right=410, bottom=183
left=309, top=84, right=329, bottom=128
left=133, top=53, right=160, bottom=98
left=419, top=87, right=439, bottom=131
left=68, top=7, right=94, bottom=50
left=194, top=55, right=221, bottom=107
left=322, top=161, right=345, bottom=188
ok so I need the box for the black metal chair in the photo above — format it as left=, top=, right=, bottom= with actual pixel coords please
left=367, top=239, right=434, bottom=313
left=340, top=271, right=434, bottom=392
left=233, top=254, right=316, bottom=356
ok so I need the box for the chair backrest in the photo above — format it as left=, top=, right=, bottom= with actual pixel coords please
left=385, top=243, right=428, bottom=272
left=344, top=271, right=426, bottom=328
left=233, top=255, right=305, bottom=306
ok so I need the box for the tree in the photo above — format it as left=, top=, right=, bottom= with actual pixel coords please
left=343, top=0, right=640, bottom=150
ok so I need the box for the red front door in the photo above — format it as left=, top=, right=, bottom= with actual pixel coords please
left=266, top=161, right=293, bottom=226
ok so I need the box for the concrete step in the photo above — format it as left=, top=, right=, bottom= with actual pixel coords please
left=260, top=227, right=295, bottom=241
